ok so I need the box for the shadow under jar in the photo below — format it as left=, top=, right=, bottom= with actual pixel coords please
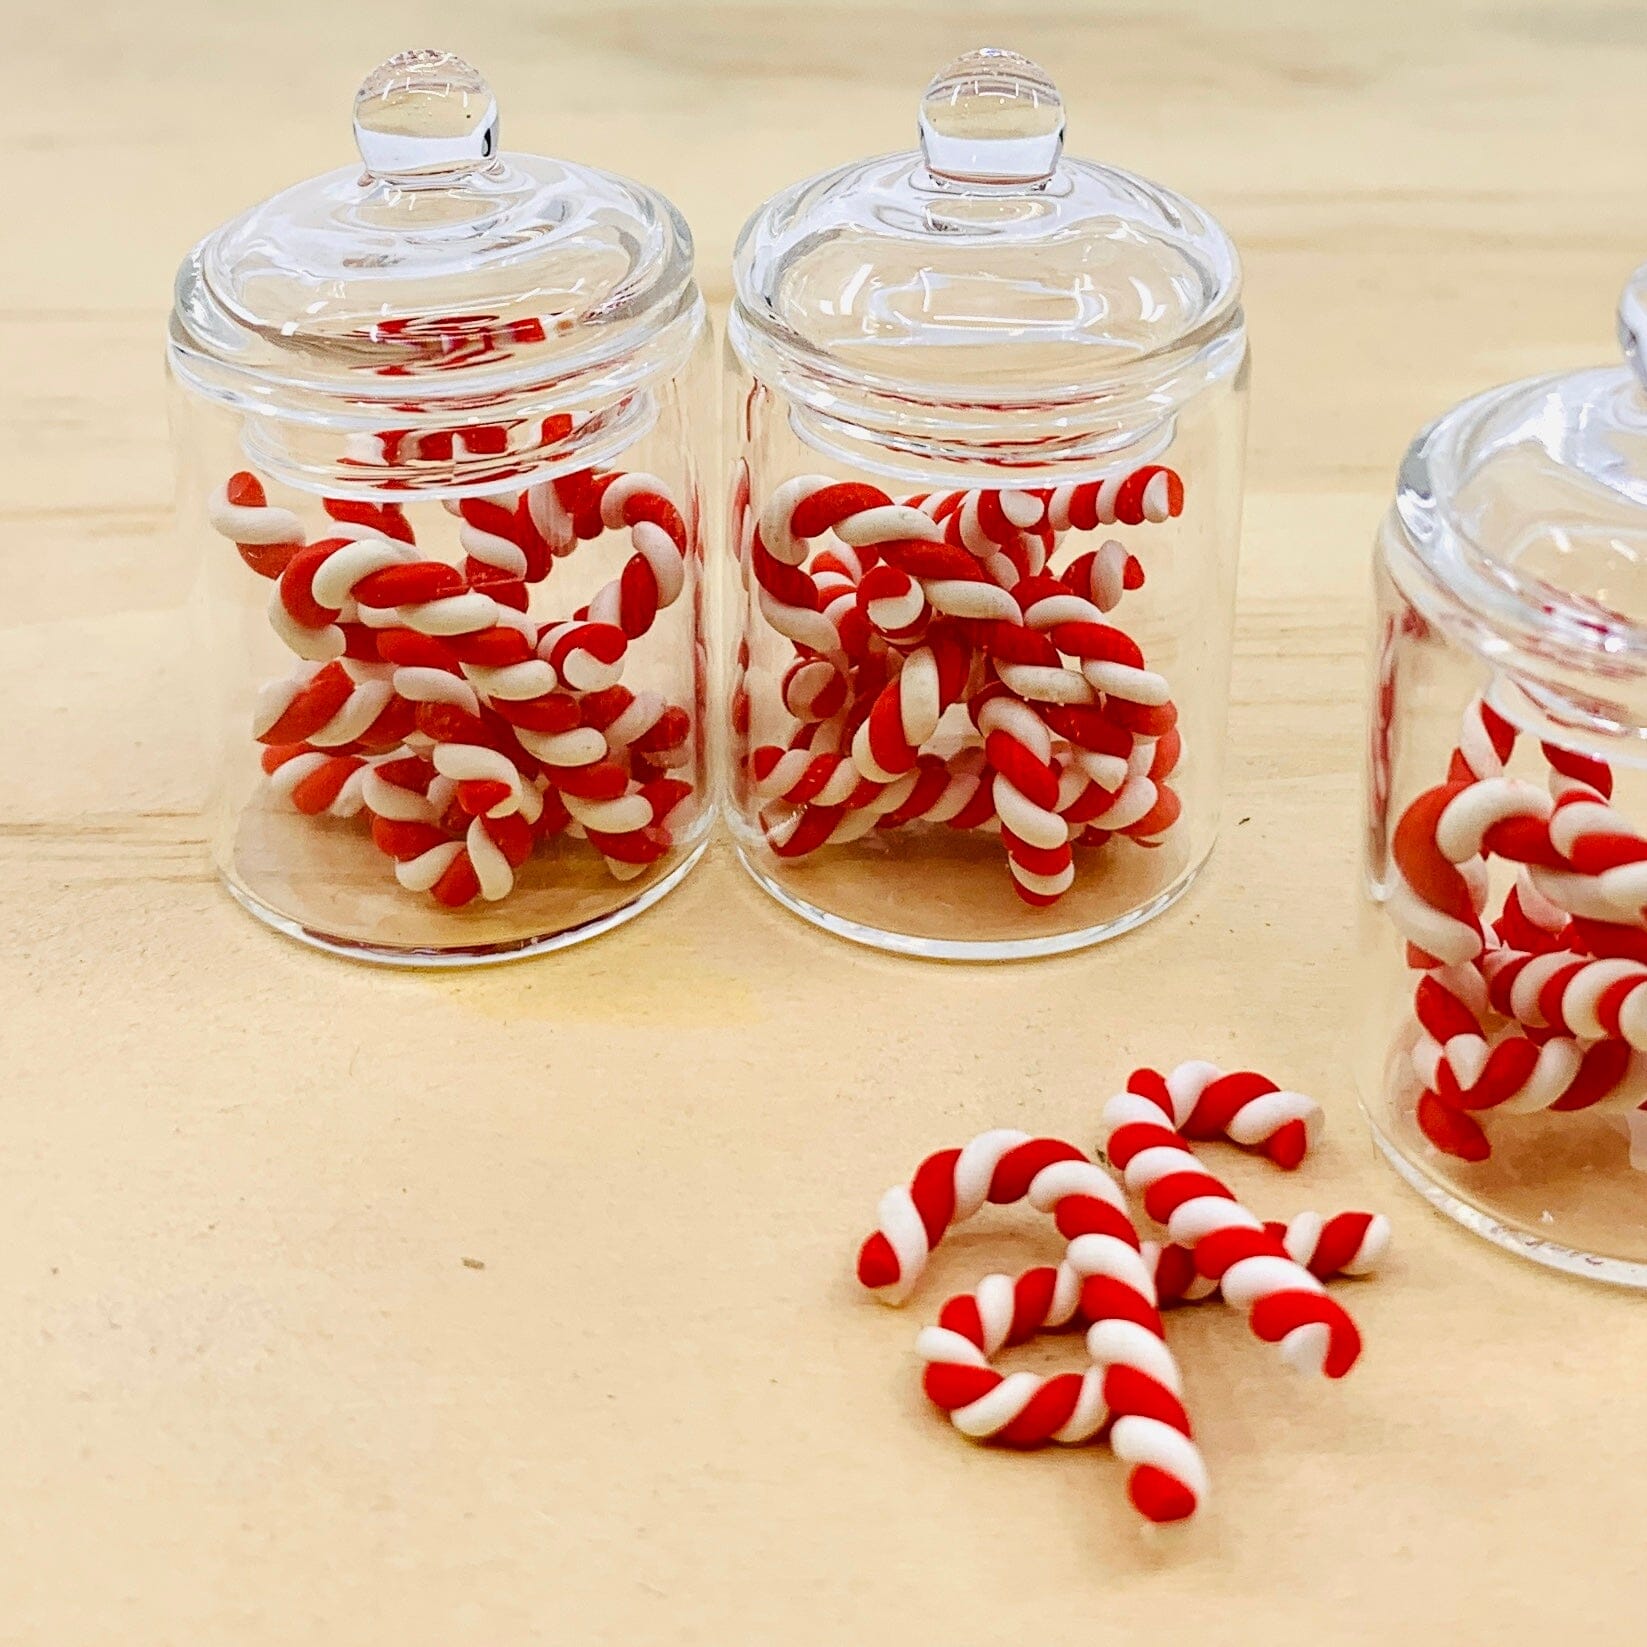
left=1361, top=261, right=1647, bottom=1281
left=168, top=50, right=712, bottom=965
left=724, top=48, right=1248, bottom=960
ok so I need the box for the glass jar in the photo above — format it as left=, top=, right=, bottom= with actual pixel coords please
left=724, top=48, right=1248, bottom=959
left=1361, top=263, right=1647, bottom=1282
left=168, top=50, right=711, bottom=965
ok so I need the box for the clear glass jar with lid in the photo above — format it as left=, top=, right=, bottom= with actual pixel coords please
left=168, top=50, right=712, bottom=964
left=1362, top=263, right=1647, bottom=1281
left=725, top=47, right=1249, bottom=959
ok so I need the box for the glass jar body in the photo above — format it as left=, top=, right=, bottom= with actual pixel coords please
left=172, top=318, right=714, bottom=965
left=722, top=339, right=1249, bottom=958
left=1360, top=466, right=1647, bottom=1282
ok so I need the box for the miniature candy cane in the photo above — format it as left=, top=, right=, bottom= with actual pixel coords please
left=1117, top=1058, right=1325, bottom=1170
left=849, top=628, right=974, bottom=784
left=1099, top=1069, right=1364, bottom=1378
left=971, top=690, right=1073, bottom=905
left=208, top=471, right=306, bottom=578
left=916, top=1254, right=1208, bottom=1523
left=252, top=659, right=413, bottom=753
left=540, top=471, right=690, bottom=690
left=1044, top=465, right=1185, bottom=531
left=1150, top=1210, right=1391, bottom=1306
left=1409, top=950, right=1647, bottom=1161
left=868, top=1133, right=1208, bottom=1522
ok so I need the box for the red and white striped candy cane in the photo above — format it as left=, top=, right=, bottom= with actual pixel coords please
left=916, top=1252, right=1207, bottom=1523
left=1099, top=1069, right=1365, bottom=1378
left=1116, top=1058, right=1325, bottom=1170
left=208, top=472, right=306, bottom=579
left=538, top=470, right=690, bottom=691
left=251, top=659, right=414, bottom=754
left=1410, top=949, right=1647, bottom=1161
left=1044, top=465, right=1185, bottom=532
left=971, top=689, right=1074, bottom=905
left=1150, top=1209, right=1391, bottom=1306
left=862, top=1134, right=1207, bottom=1521
left=849, top=628, right=974, bottom=784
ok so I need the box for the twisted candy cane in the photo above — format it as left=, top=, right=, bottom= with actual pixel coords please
left=1116, top=1058, right=1324, bottom=1171
left=1150, top=1210, right=1391, bottom=1306
left=540, top=471, right=690, bottom=690
left=916, top=1255, right=1207, bottom=1524
left=1409, top=950, right=1647, bottom=1162
left=1099, top=1068, right=1364, bottom=1378
left=850, top=628, right=975, bottom=785
left=209, top=472, right=305, bottom=578
left=870, top=1135, right=1207, bottom=1522
left=972, top=690, right=1075, bottom=906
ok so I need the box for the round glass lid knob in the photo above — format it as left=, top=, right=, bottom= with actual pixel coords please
left=353, top=49, right=500, bottom=185
left=917, top=47, right=1066, bottom=186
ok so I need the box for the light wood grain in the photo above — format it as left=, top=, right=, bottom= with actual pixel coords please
left=6, top=2, right=1647, bottom=1642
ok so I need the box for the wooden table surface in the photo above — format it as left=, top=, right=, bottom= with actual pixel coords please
left=8, top=1, right=1647, bottom=1641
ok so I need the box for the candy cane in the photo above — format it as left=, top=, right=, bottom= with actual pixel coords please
left=208, top=472, right=306, bottom=578
left=916, top=1251, right=1207, bottom=1523
left=849, top=629, right=974, bottom=784
left=1113, top=1058, right=1324, bottom=1170
left=972, top=690, right=1073, bottom=905
left=864, top=1133, right=1207, bottom=1522
left=1151, top=1210, right=1391, bottom=1305
left=1409, top=950, right=1647, bottom=1161
left=1044, top=466, right=1185, bottom=531
left=1098, top=1069, right=1364, bottom=1378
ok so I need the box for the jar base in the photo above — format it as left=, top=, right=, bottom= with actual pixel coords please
left=1368, top=1120, right=1647, bottom=1289
left=734, top=845, right=1206, bottom=960
left=222, top=839, right=708, bottom=968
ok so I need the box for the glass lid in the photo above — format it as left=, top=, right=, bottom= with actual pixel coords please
left=169, top=49, right=698, bottom=406
left=1399, top=262, right=1647, bottom=672
left=730, top=46, right=1243, bottom=408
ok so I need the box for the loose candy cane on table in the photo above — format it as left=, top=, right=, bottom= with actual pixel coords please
left=920, top=1204, right=1389, bottom=1455
left=855, top=1064, right=1338, bottom=1310
left=863, top=1134, right=1208, bottom=1523
left=857, top=1072, right=1387, bottom=1521
left=1098, top=1067, right=1366, bottom=1378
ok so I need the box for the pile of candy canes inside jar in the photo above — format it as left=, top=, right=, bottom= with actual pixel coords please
left=207, top=440, right=699, bottom=910
left=1390, top=693, right=1647, bottom=1162
left=856, top=1061, right=1389, bottom=1524
left=736, top=460, right=1186, bottom=905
